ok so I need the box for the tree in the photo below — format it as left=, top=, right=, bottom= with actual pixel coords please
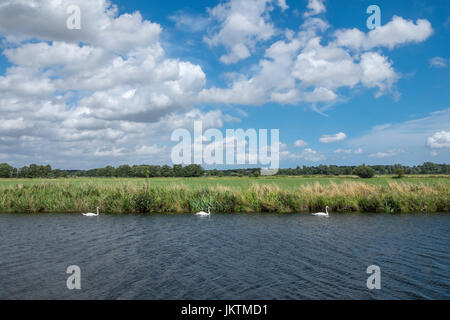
left=353, top=164, right=375, bottom=178
left=117, top=165, right=131, bottom=177
left=0, top=163, right=14, bottom=178
left=182, top=164, right=204, bottom=177
left=395, top=168, right=405, bottom=179
left=160, top=165, right=173, bottom=177
left=173, top=164, right=183, bottom=177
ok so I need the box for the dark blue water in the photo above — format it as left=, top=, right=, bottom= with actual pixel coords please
left=0, top=213, right=449, bottom=300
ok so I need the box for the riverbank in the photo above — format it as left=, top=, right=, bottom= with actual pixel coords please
left=0, top=180, right=448, bottom=213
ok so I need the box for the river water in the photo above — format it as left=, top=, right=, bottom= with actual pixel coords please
left=0, top=213, right=449, bottom=299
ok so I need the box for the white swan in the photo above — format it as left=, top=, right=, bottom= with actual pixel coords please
left=82, top=207, right=100, bottom=217
left=195, top=205, right=211, bottom=216
left=312, top=206, right=329, bottom=217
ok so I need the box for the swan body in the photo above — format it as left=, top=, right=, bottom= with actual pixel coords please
left=82, top=207, right=99, bottom=217
left=312, top=206, right=329, bottom=217
left=195, top=206, right=211, bottom=216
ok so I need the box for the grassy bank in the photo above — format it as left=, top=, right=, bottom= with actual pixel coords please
left=0, top=179, right=448, bottom=213
left=0, top=175, right=449, bottom=189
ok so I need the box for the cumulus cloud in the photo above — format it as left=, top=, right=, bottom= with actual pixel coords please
left=304, top=0, right=326, bottom=18
left=136, top=145, right=167, bottom=156
left=0, top=0, right=162, bottom=54
left=294, top=139, right=308, bottom=147
left=335, top=16, right=433, bottom=51
left=319, top=132, right=347, bottom=143
left=201, top=7, right=415, bottom=107
left=0, top=0, right=236, bottom=168
left=277, top=0, right=289, bottom=11
left=0, top=0, right=437, bottom=167
left=93, top=147, right=125, bottom=157
left=427, top=131, right=450, bottom=149
left=204, top=0, right=282, bottom=64
left=292, top=40, right=398, bottom=97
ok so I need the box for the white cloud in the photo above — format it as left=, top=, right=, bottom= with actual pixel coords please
left=0, top=118, right=29, bottom=134
left=304, top=0, right=326, bottom=18
left=0, top=0, right=438, bottom=167
left=369, top=149, right=404, bottom=159
left=348, top=109, right=450, bottom=163
left=427, top=131, right=450, bottom=149
left=93, top=147, right=125, bottom=157
left=169, top=11, right=210, bottom=32
left=0, top=0, right=239, bottom=168
left=292, top=39, right=361, bottom=89
left=429, top=57, right=448, bottom=68
left=335, top=16, right=433, bottom=51
left=359, top=52, right=398, bottom=96
left=0, top=0, right=162, bottom=54
left=204, top=0, right=281, bottom=64
left=277, top=0, right=289, bottom=11
left=335, top=148, right=363, bottom=154
left=281, top=148, right=325, bottom=162
left=202, top=12, right=403, bottom=107
left=294, top=139, right=308, bottom=147
left=136, top=145, right=167, bottom=155
left=319, top=132, right=347, bottom=143
left=300, top=148, right=325, bottom=162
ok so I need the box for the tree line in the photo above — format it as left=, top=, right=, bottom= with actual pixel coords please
left=0, top=163, right=206, bottom=178
left=0, top=162, right=448, bottom=179
left=276, top=162, right=450, bottom=176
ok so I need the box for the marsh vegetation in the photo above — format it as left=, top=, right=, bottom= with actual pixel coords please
left=0, top=176, right=448, bottom=214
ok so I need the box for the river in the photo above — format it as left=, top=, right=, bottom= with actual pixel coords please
left=0, top=213, right=449, bottom=299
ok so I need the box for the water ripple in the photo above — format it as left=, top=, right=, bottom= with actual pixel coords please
left=0, top=213, right=449, bottom=299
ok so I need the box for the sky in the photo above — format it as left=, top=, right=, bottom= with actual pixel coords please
left=0, top=0, right=449, bottom=169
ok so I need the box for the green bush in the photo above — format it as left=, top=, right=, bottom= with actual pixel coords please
left=395, top=168, right=405, bottom=179
left=353, top=165, right=375, bottom=178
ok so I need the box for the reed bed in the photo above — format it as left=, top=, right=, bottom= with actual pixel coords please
left=0, top=181, right=448, bottom=214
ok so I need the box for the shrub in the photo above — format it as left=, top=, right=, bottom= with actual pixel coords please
left=395, top=168, right=405, bottom=179
left=353, top=164, right=375, bottom=178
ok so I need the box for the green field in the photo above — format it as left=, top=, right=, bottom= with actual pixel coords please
left=0, top=175, right=449, bottom=190
left=0, top=175, right=448, bottom=214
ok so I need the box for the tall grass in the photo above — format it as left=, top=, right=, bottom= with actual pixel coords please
left=0, top=181, right=448, bottom=214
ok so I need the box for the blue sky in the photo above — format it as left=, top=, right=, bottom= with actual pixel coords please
left=0, top=0, right=449, bottom=169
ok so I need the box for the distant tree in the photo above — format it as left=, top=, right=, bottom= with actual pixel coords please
left=329, top=165, right=340, bottom=176
left=160, top=165, right=173, bottom=177
left=353, top=164, right=375, bottom=178
left=0, top=163, right=14, bottom=178
left=2, top=162, right=449, bottom=179
left=182, top=164, right=204, bottom=177
left=117, top=164, right=131, bottom=177
left=252, top=169, right=260, bottom=178
left=173, top=164, right=183, bottom=177
left=395, top=168, right=405, bottom=179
